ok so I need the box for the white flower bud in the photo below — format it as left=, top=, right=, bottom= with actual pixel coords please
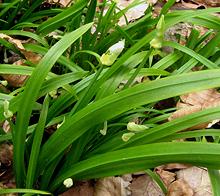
left=3, top=100, right=13, bottom=119
left=63, top=178, right=73, bottom=188
left=127, top=122, right=148, bottom=132
left=100, top=121, right=108, bottom=135
left=100, top=40, right=125, bottom=66
left=122, top=132, right=135, bottom=142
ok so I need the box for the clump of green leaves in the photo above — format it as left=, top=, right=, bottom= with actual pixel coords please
left=0, top=0, right=220, bottom=195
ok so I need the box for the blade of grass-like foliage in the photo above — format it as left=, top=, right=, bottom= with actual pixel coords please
left=49, top=142, right=220, bottom=191
left=11, top=22, right=39, bottom=30
left=82, top=0, right=97, bottom=50
left=38, top=70, right=220, bottom=173
left=19, top=0, right=44, bottom=22
left=0, top=38, right=20, bottom=54
left=0, top=30, right=48, bottom=47
left=13, top=23, right=93, bottom=187
left=26, top=95, right=50, bottom=188
left=39, top=72, right=87, bottom=97
left=93, top=106, right=220, bottom=154
left=190, top=15, right=220, bottom=31
left=123, top=49, right=152, bottom=89
left=163, top=41, right=218, bottom=69
left=152, top=53, right=182, bottom=69
left=145, top=169, right=167, bottom=194
left=160, top=0, right=176, bottom=16
left=0, top=64, right=54, bottom=78
left=174, top=32, right=220, bottom=73
left=90, top=8, right=220, bottom=100
left=37, top=0, right=89, bottom=35
left=0, top=0, right=20, bottom=18
left=40, top=155, right=63, bottom=190
left=208, top=169, right=220, bottom=196
left=24, top=44, right=84, bottom=72
left=26, top=9, right=62, bottom=23
left=160, top=129, right=220, bottom=142
left=0, top=189, right=51, bottom=195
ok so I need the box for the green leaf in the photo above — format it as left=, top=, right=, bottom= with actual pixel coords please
left=13, top=22, right=93, bottom=187
left=208, top=169, right=220, bottom=196
left=0, top=30, right=48, bottom=47
left=37, top=0, right=89, bottom=35
left=163, top=41, right=218, bottom=69
left=39, top=70, right=220, bottom=173
left=26, top=95, right=50, bottom=188
left=0, top=188, right=51, bottom=195
left=49, top=142, right=220, bottom=191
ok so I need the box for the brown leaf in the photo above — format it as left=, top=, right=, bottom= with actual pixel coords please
left=155, top=164, right=190, bottom=188
left=155, top=169, right=176, bottom=187
left=0, top=143, right=13, bottom=182
left=168, top=179, right=194, bottom=196
left=192, top=0, right=220, bottom=6
left=157, top=163, right=191, bottom=171
left=94, top=177, right=131, bottom=196
left=47, top=0, right=72, bottom=7
left=2, top=60, right=28, bottom=87
left=60, top=181, right=94, bottom=196
left=0, top=143, right=13, bottom=167
left=117, top=1, right=149, bottom=26
left=169, top=89, right=220, bottom=129
left=176, top=167, right=212, bottom=196
left=129, top=175, right=164, bottom=196
left=181, top=0, right=207, bottom=9
left=0, top=34, right=42, bottom=87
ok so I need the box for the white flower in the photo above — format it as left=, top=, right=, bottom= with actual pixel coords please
left=63, top=178, right=73, bottom=188
left=127, top=122, right=148, bottom=132
left=100, top=40, right=125, bottom=66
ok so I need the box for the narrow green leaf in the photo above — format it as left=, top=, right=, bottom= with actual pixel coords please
left=208, top=169, right=220, bottom=196
left=0, top=189, right=51, bottom=195
left=13, top=23, right=93, bottom=187
left=26, top=95, right=50, bottom=188
left=39, top=70, right=220, bottom=172
left=163, top=41, right=218, bottom=69
left=37, top=0, right=89, bottom=35
left=50, top=142, right=220, bottom=191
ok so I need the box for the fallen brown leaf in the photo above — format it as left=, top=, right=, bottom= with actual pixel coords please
left=2, top=60, right=28, bottom=87
left=129, top=175, right=164, bottom=196
left=176, top=167, right=212, bottom=196
left=60, top=181, right=94, bottom=196
left=0, top=143, right=13, bottom=182
left=116, top=0, right=149, bottom=26
left=47, top=0, right=72, bottom=7
left=169, top=89, right=220, bottom=129
left=0, top=143, right=13, bottom=167
left=168, top=179, right=194, bottom=196
left=157, top=163, right=191, bottom=171
left=155, top=169, right=176, bottom=187
left=95, top=177, right=131, bottom=196
left=181, top=0, right=207, bottom=9
left=192, top=0, right=220, bottom=6
left=0, top=33, right=41, bottom=87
